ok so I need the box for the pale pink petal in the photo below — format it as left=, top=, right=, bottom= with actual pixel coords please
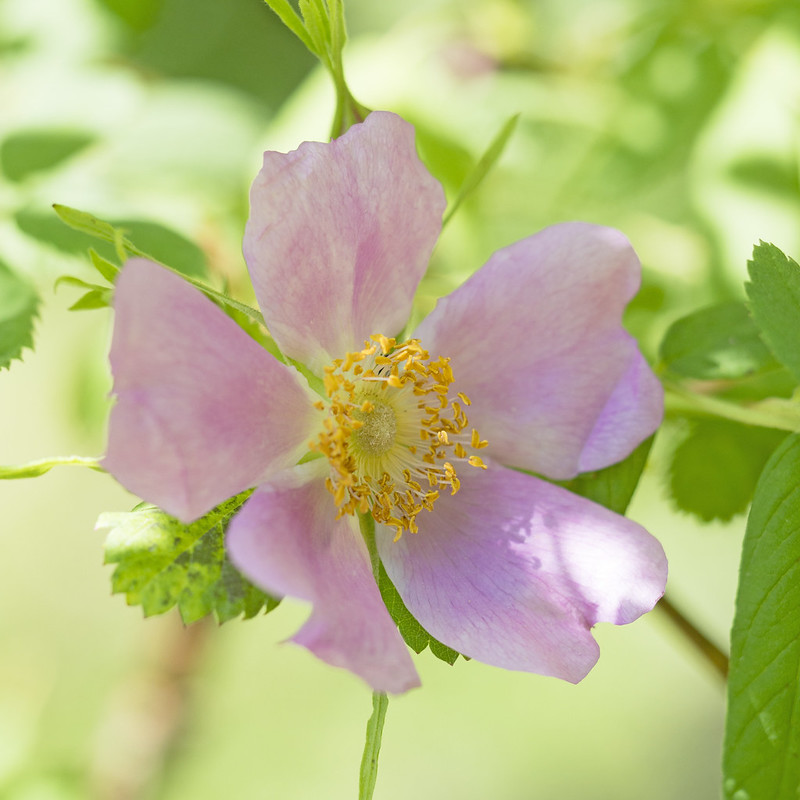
left=104, top=259, right=319, bottom=523
left=578, top=346, right=663, bottom=472
left=244, top=111, right=446, bottom=373
left=414, top=222, right=663, bottom=479
left=227, top=464, right=420, bottom=694
left=377, top=462, right=667, bottom=683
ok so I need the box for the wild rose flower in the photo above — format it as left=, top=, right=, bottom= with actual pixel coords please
left=104, top=111, right=667, bottom=694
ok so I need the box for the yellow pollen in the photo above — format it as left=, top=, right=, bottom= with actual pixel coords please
left=310, top=336, right=489, bottom=540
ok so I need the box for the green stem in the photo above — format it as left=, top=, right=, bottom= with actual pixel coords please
left=359, top=691, right=389, bottom=800
left=0, top=455, right=102, bottom=479
left=356, top=513, right=389, bottom=800
left=664, top=382, right=800, bottom=432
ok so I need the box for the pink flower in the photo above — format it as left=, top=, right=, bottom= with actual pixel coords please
left=105, top=111, right=667, bottom=694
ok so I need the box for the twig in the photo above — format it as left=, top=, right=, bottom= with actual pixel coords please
left=657, top=593, right=729, bottom=681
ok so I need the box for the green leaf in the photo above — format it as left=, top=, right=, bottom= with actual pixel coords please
left=69, top=289, right=113, bottom=311
left=0, top=455, right=101, bottom=479
left=376, top=561, right=461, bottom=665
left=1, top=130, right=95, bottom=182
left=723, top=434, right=800, bottom=799
left=55, top=276, right=113, bottom=311
left=659, top=301, right=777, bottom=380
left=669, top=420, right=786, bottom=522
left=442, top=114, right=519, bottom=227
left=729, top=156, right=800, bottom=201
left=112, top=218, right=208, bottom=279
left=262, top=0, right=316, bottom=53
left=298, top=0, right=330, bottom=63
left=51, top=204, right=132, bottom=251
left=564, top=435, right=654, bottom=515
left=746, top=242, right=800, bottom=383
left=0, top=260, right=39, bottom=370
left=100, top=491, right=279, bottom=624
left=52, top=204, right=267, bottom=329
left=45, top=206, right=208, bottom=279
left=96, top=0, right=162, bottom=31
left=89, top=248, right=120, bottom=283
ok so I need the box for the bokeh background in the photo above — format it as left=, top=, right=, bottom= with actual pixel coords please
left=2, top=0, right=799, bottom=797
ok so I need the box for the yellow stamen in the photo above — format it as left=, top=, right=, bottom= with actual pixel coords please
left=310, top=336, right=489, bottom=540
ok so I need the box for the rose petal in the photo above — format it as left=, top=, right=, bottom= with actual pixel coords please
left=378, top=462, right=667, bottom=683
left=578, top=346, right=663, bottom=472
left=104, top=259, right=319, bottom=522
left=227, top=464, right=420, bottom=694
left=244, top=111, right=446, bottom=373
left=414, top=222, right=663, bottom=479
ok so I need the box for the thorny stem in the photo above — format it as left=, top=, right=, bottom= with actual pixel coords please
left=657, top=593, right=729, bottom=681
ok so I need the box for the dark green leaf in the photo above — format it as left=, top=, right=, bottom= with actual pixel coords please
left=51, top=204, right=266, bottom=328
left=111, top=218, right=208, bottom=279
left=33, top=206, right=208, bottom=279
left=1, top=130, right=94, bottom=182
left=100, top=491, right=279, bottom=624
left=659, top=301, right=776, bottom=380
left=729, top=156, right=800, bottom=200
left=564, top=435, right=654, bottom=515
left=0, top=260, right=38, bottom=370
left=96, top=0, right=163, bottom=31
left=376, top=561, right=461, bottom=665
left=746, top=242, right=800, bottom=383
left=723, top=434, right=800, bottom=799
left=669, top=420, right=786, bottom=522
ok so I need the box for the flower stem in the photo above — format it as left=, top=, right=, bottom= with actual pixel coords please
left=664, top=381, right=800, bottom=432
left=359, top=511, right=381, bottom=582
left=359, top=691, right=389, bottom=800
left=357, top=512, right=389, bottom=799
left=657, top=593, right=729, bottom=681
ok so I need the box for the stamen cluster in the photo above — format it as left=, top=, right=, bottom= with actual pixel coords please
left=311, top=335, right=488, bottom=539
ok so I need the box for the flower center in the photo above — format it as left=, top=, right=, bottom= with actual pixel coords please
left=311, top=335, right=488, bottom=540
left=351, top=400, right=397, bottom=457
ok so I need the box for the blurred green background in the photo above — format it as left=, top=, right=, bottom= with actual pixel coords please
left=2, top=0, right=799, bottom=797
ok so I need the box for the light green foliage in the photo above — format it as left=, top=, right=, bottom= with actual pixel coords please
left=262, top=0, right=366, bottom=136
left=54, top=276, right=113, bottom=311
left=669, top=420, right=785, bottom=522
left=564, top=436, right=653, bottom=516
left=0, top=130, right=95, bottom=182
left=100, top=492, right=279, bottom=624
left=0, top=261, right=39, bottom=370
left=53, top=204, right=269, bottom=329
left=723, top=434, right=800, bottom=799
left=746, top=243, right=800, bottom=383
left=659, top=301, right=777, bottom=380
left=376, top=561, right=461, bottom=665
